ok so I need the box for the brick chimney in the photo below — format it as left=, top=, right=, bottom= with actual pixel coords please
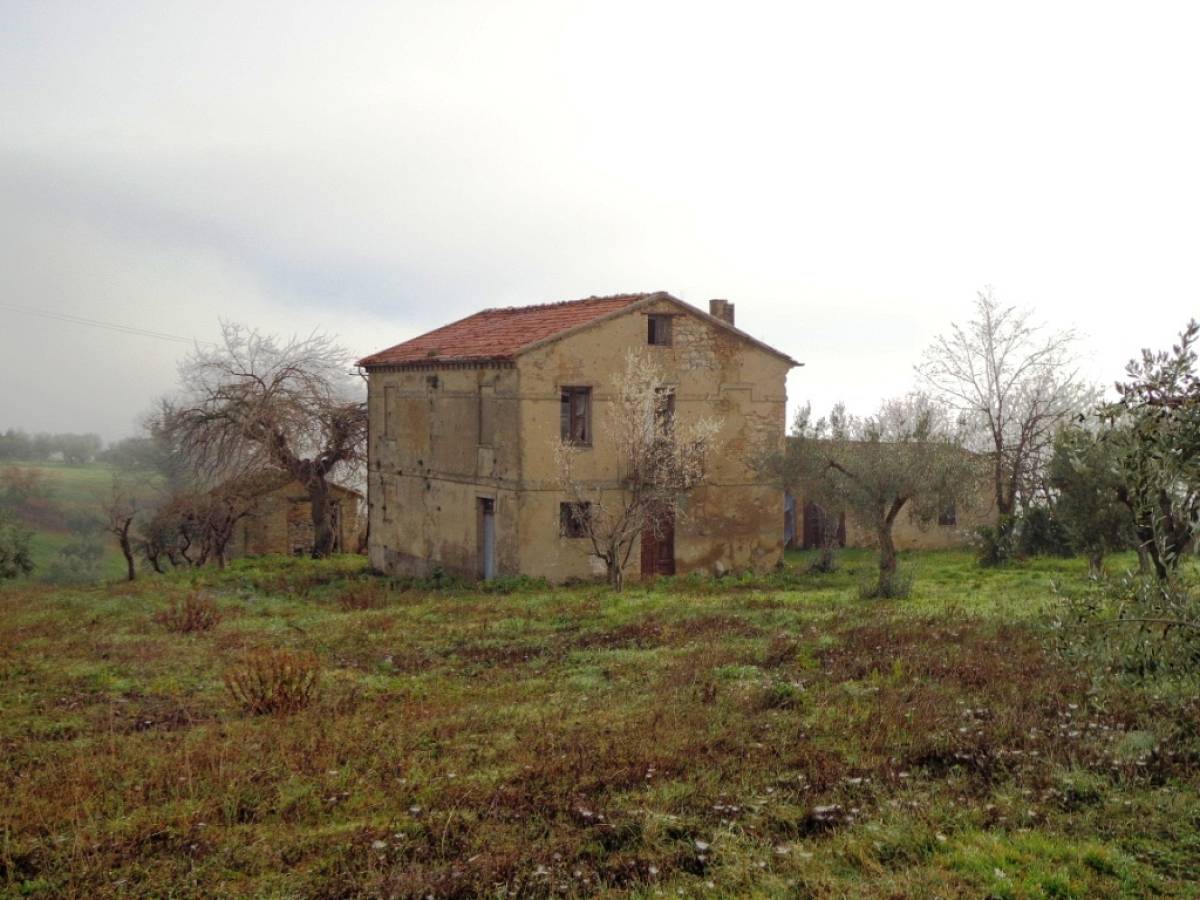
left=709, top=298, right=735, bottom=326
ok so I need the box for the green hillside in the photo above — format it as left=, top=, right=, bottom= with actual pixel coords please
left=1, top=460, right=160, bottom=583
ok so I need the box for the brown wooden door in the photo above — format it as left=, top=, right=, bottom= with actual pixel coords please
left=640, top=508, right=676, bottom=578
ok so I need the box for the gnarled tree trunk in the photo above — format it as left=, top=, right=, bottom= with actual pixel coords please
left=877, top=526, right=897, bottom=576
left=309, top=477, right=334, bottom=559
left=607, top=558, right=624, bottom=591
left=118, top=522, right=136, bottom=581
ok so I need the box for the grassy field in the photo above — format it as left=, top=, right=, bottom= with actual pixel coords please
left=2, top=550, right=1198, bottom=897
left=1, top=460, right=155, bottom=580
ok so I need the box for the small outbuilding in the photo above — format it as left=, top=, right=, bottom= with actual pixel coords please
left=230, top=475, right=363, bottom=558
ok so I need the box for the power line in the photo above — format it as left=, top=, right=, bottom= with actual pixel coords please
left=0, top=302, right=218, bottom=346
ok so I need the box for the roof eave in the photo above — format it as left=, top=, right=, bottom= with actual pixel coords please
left=357, top=355, right=516, bottom=370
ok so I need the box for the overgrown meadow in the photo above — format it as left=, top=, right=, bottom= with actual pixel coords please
left=2, top=551, right=1198, bottom=898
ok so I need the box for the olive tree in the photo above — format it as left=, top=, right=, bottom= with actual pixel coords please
left=156, top=323, right=366, bottom=558
left=135, top=477, right=266, bottom=571
left=555, top=349, right=721, bottom=590
left=774, top=394, right=978, bottom=596
left=102, top=475, right=139, bottom=581
left=1048, top=424, right=1135, bottom=575
left=1101, top=319, right=1200, bottom=580
left=0, top=511, right=33, bottom=580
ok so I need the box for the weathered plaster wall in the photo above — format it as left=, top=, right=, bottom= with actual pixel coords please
left=843, top=483, right=997, bottom=550
left=795, top=480, right=998, bottom=552
left=233, top=481, right=361, bottom=558
left=514, top=298, right=790, bottom=580
left=367, top=365, right=522, bottom=577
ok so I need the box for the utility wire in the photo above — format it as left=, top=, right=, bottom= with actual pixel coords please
left=0, top=302, right=218, bottom=346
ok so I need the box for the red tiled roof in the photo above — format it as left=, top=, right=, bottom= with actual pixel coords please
left=357, top=293, right=653, bottom=367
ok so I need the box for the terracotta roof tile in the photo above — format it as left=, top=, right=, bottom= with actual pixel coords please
left=357, top=293, right=653, bottom=367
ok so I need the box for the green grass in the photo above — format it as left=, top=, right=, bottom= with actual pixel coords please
left=1, top=460, right=158, bottom=582
left=1, top=552, right=1197, bottom=897
left=4, top=458, right=132, bottom=511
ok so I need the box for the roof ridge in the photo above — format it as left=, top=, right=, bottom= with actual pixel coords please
left=478, top=292, right=654, bottom=315
left=357, top=290, right=800, bottom=369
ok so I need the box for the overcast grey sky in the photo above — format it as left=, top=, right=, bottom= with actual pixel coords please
left=1, top=0, right=1196, bottom=440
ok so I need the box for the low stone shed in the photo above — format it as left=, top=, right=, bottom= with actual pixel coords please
left=231, top=476, right=363, bottom=558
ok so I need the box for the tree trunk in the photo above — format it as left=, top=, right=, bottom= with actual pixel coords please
left=119, top=525, right=136, bottom=581
left=1137, top=521, right=1169, bottom=581
left=607, top=558, right=624, bottom=591
left=310, top=477, right=334, bottom=559
left=1119, top=488, right=1164, bottom=579
left=994, top=454, right=1014, bottom=517
left=1087, top=548, right=1104, bottom=578
left=878, top=525, right=897, bottom=577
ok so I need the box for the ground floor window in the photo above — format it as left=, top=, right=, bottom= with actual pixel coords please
left=559, top=501, right=591, bottom=538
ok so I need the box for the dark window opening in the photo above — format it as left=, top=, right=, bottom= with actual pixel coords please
left=560, top=501, right=591, bottom=538
left=560, top=386, right=591, bottom=444
left=938, top=501, right=957, bottom=527
left=647, top=315, right=673, bottom=347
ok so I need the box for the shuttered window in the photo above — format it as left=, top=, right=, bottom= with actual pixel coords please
left=560, top=387, right=591, bottom=445
left=647, top=315, right=673, bottom=346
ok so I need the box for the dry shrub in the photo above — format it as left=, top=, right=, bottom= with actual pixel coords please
left=223, top=648, right=321, bottom=715
left=336, top=580, right=388, bottom=611
left=154, top=590, right=222, bottom=633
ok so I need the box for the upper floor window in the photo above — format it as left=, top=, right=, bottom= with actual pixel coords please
left=647, top=314, right=673, bottom=347
left=560, top=386, right=591, bottom=445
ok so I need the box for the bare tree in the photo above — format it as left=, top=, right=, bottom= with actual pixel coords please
left=775, top=395, right=979, bottom=594
left=555, top=350, right=721, bottom=590
left=102, top=475, right=139, bottom=581
left=136, top=479, right=263, bottom=571
left=917, top=287, right=1091, bottom=517
left=156, top=323, right=366, bottom=558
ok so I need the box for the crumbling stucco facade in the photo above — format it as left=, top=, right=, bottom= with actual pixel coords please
left=360, top=293, right=796, bottom=582
left=788, top=462, right=998, bottom=552
left=232, top=479, right=362, bottom=558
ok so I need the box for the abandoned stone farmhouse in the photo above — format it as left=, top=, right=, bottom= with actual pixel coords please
left=228, top=474, right=362, bottom=559
left=357, top=292, right=799, bottom=582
